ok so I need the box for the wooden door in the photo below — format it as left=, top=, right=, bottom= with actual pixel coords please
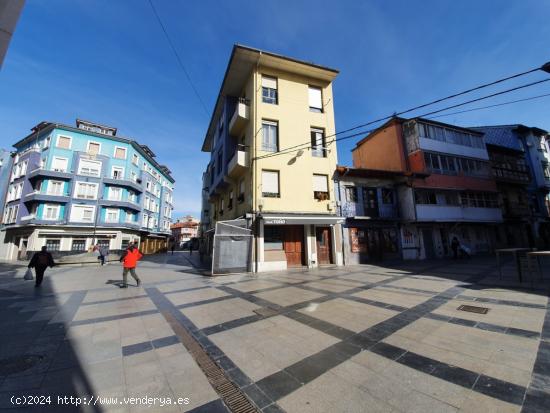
left=283, top=226, right=304, bottom=267
left=316, top=227, right=333, bottom=265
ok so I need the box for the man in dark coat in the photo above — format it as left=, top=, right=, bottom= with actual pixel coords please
left=28, top=246, right=55, bottom=287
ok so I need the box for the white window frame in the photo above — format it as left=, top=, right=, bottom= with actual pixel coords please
left=261, top=170, right=280, bottom=197
left=111, top=166, right=125, bottom=179
left=132, top=154, right=139, bottom=165
left=73, top=181, right=99, bottom=200
left=308, top=86, right=323, bottom=112
left=86, top=141, right=102, bottom=156
left=113, top=146, right=127, bottom=160
left=108, top=186, right=123, bottom=201
left=51, top=157, right=68, bottom=172
left=77, top=159, right=102, bottom=177
left=56, top=134, right=72, bottom=149
left=43, top=204, right=60, bottom=221
left=105, top=208, right=120, bottom=223
left=47, top=180, right=64, bottom=196
left=70, top=205, right=96, bottom=223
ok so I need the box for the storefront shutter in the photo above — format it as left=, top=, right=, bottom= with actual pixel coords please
left=262, top=76, right=277, bottom=89
left=262, top=171, right=279, bottom=194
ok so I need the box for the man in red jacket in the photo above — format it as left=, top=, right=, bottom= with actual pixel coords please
left=119, top=243, right=143, bottom=288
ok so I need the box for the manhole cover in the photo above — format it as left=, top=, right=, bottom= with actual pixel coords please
left=253, top=307, right=279, bottom=317
left=0, top=355, right=45, bottom=376
left=457, top=305, right=489, bottom=314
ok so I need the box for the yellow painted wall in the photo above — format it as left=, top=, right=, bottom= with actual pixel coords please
left=252, top=66, right=338, bottom=214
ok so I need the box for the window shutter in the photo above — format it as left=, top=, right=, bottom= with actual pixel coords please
left=313, top=174, right=328, bottom=192
left=115, top=148, right=126, bottom=159
left=262, top=171, right=279, bottom=194
left=308, top=87, right=322, bottom=110
left=262, top=76, right=277, bottom=89
left=58, top=136, right=71, bottom=148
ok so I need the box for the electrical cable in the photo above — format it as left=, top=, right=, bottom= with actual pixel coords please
left=147, top=0, right=210, bottom=116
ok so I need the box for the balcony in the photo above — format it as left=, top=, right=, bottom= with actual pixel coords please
left=340, top=202, right=398, bottom=220
left=99, top=199, right=141, bottom=212
left=416, top=205, right=503, bottom=222
left=229, top=98, right=250, bottom=136
left=227, top=145, right=249, bottom=178
left=24, top=191, right=70, bottom=203
left=503, top=202, right=531, bottom=218
left=27, top=168, right=72, bottom=180
left=103, top=177, right=143, bottom=192
left=492, top=166, right=531, bottom=184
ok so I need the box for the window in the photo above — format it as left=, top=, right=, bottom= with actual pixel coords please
left=87, top=141, right=101, bottom=155
left=228, top=190, right=234, bottom=210
left=121, top=239, right=130, bottom=249
left=74, top=182, right=98, bottom=199
left=105, top=208, right=119, bottom=223
left=126, top=212, right=136, bottom=223
left=48, top=181, right=64, bottom=196
left=415, top=190, right=437, bottom=205
left=313, top=174, right=329, bottom=200
left=542, top=162, right=550, bottom=180
left=114, top=146, right=127, bottom=159
left=131, top=171, right=137, bottom=182
left=238, top=179, right=245, bottom=203
left=70, top=205, right=95, bottom=222
left=146, top=180, right=151, bottom=191
left=19, top=160, right=28, bottom=176
left=51, top=157, right=68, bottom=172
left=142, top=214, right=148, bottom=227
left=132, top=154, right=139, bottom=165
left=43, top=136, right=51, bottom=149
left=71, top=239, right=86, bottom=251
left=262, top=170, right=280, bottom=198
left=128, top=191, right=137, bottom=203
left=108, top=187, right=122, bottom=201
left=144, top=196, right=150, bottom=210
left=43, top=204, right=60, bottom=220
left=444, top=192, right=459, bottom=206
left=261, top=75, right=278, bottom=104
left=308, top=86, right=323, bottom=112
left=345, top=187, right=357, bottom=202
left=112, top=166, right=124, bottom=179
left=311, top=128, right=326, bottom=157
left=261, top=121, right=278, bottom=152
left=264, top=226, right=283, bottom=250
left=217, top=152, right=223, bottom=175
left=382, top=189, right=394, bottom=204
left=56, top=135, right=72, bottom=149
left=45, top=239, right=60, bottom=251
left=78, top=159, right=102, bottom=177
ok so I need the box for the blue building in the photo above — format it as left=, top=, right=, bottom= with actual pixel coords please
left=1, top=119, right=175, bottom=260
left=472, top=125, right=550, bottom=248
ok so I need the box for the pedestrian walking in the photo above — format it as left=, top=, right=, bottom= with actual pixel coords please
left=28, top=246, right=55, bottom=287
left=451, top=236, right=460, bottom=259
left=98, top=244, right=109, bottom=266
left=119, top=243, right=142, bottom=288
left=171, top=243, right=175, bottom=255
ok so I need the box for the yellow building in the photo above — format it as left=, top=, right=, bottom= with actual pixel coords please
left=201, top=45, right=343, bottom=272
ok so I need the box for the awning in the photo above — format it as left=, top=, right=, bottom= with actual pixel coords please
left=261, top=214, right=344, bottom=225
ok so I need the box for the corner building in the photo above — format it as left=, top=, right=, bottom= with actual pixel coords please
left=201, top=45, right=343, bottom=272
left=1, top=119, right=174, bottom=260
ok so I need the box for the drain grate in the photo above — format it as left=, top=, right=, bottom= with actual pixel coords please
left=457, top=304, right=489, bottom=314
left=162, top=311, right=259, bottom=413
left=253, top=307, right=279, bottom=318
left=0, top=355, right=45, bottom=376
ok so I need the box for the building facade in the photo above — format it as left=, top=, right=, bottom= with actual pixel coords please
left=472, top=125, right=550, bottom=248
left=353, top=117, right=503, bottom=260
left=335, top=166, right=402, bottom=264
left=201, top=45, right=343, bottom=272
left=171, top=215, right=199, bottom=245
left=1, top=119, right=174, bottom=260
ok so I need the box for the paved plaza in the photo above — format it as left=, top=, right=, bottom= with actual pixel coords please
left=0, top=253, right=549, bottom=412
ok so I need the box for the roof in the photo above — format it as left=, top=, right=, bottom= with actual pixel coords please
left=171, top=221, right=199, bottom=229
left=336, top=165, right=429, bottom=179
left=12, top=121, right=175, bottom=183
left=201, top=44, right=339, bottom=152
left=470, top=124, right=549, bottom=152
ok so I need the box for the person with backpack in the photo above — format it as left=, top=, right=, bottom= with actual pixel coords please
left=28, top=246, right=55, bottom=287
left=119, top=242, right=143, bottom=288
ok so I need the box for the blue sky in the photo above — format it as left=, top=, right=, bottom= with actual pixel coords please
left=1, top=0, right=550, bottom=217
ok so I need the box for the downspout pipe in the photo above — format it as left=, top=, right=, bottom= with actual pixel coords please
left=254, top=52, right=261, bottom=273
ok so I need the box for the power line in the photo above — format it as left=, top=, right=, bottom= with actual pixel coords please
left=253, top=62, right=550, bottom=161
left=426, top=92, right=550, bottom=120
left=254, top=77, right=550, bottom=161
left=147, top=0, right=209, bottom=116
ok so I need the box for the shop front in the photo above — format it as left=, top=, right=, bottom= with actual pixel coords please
left=257, top=214, right=344, bottom=272
left=343, top=220, right=400, bottom=264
